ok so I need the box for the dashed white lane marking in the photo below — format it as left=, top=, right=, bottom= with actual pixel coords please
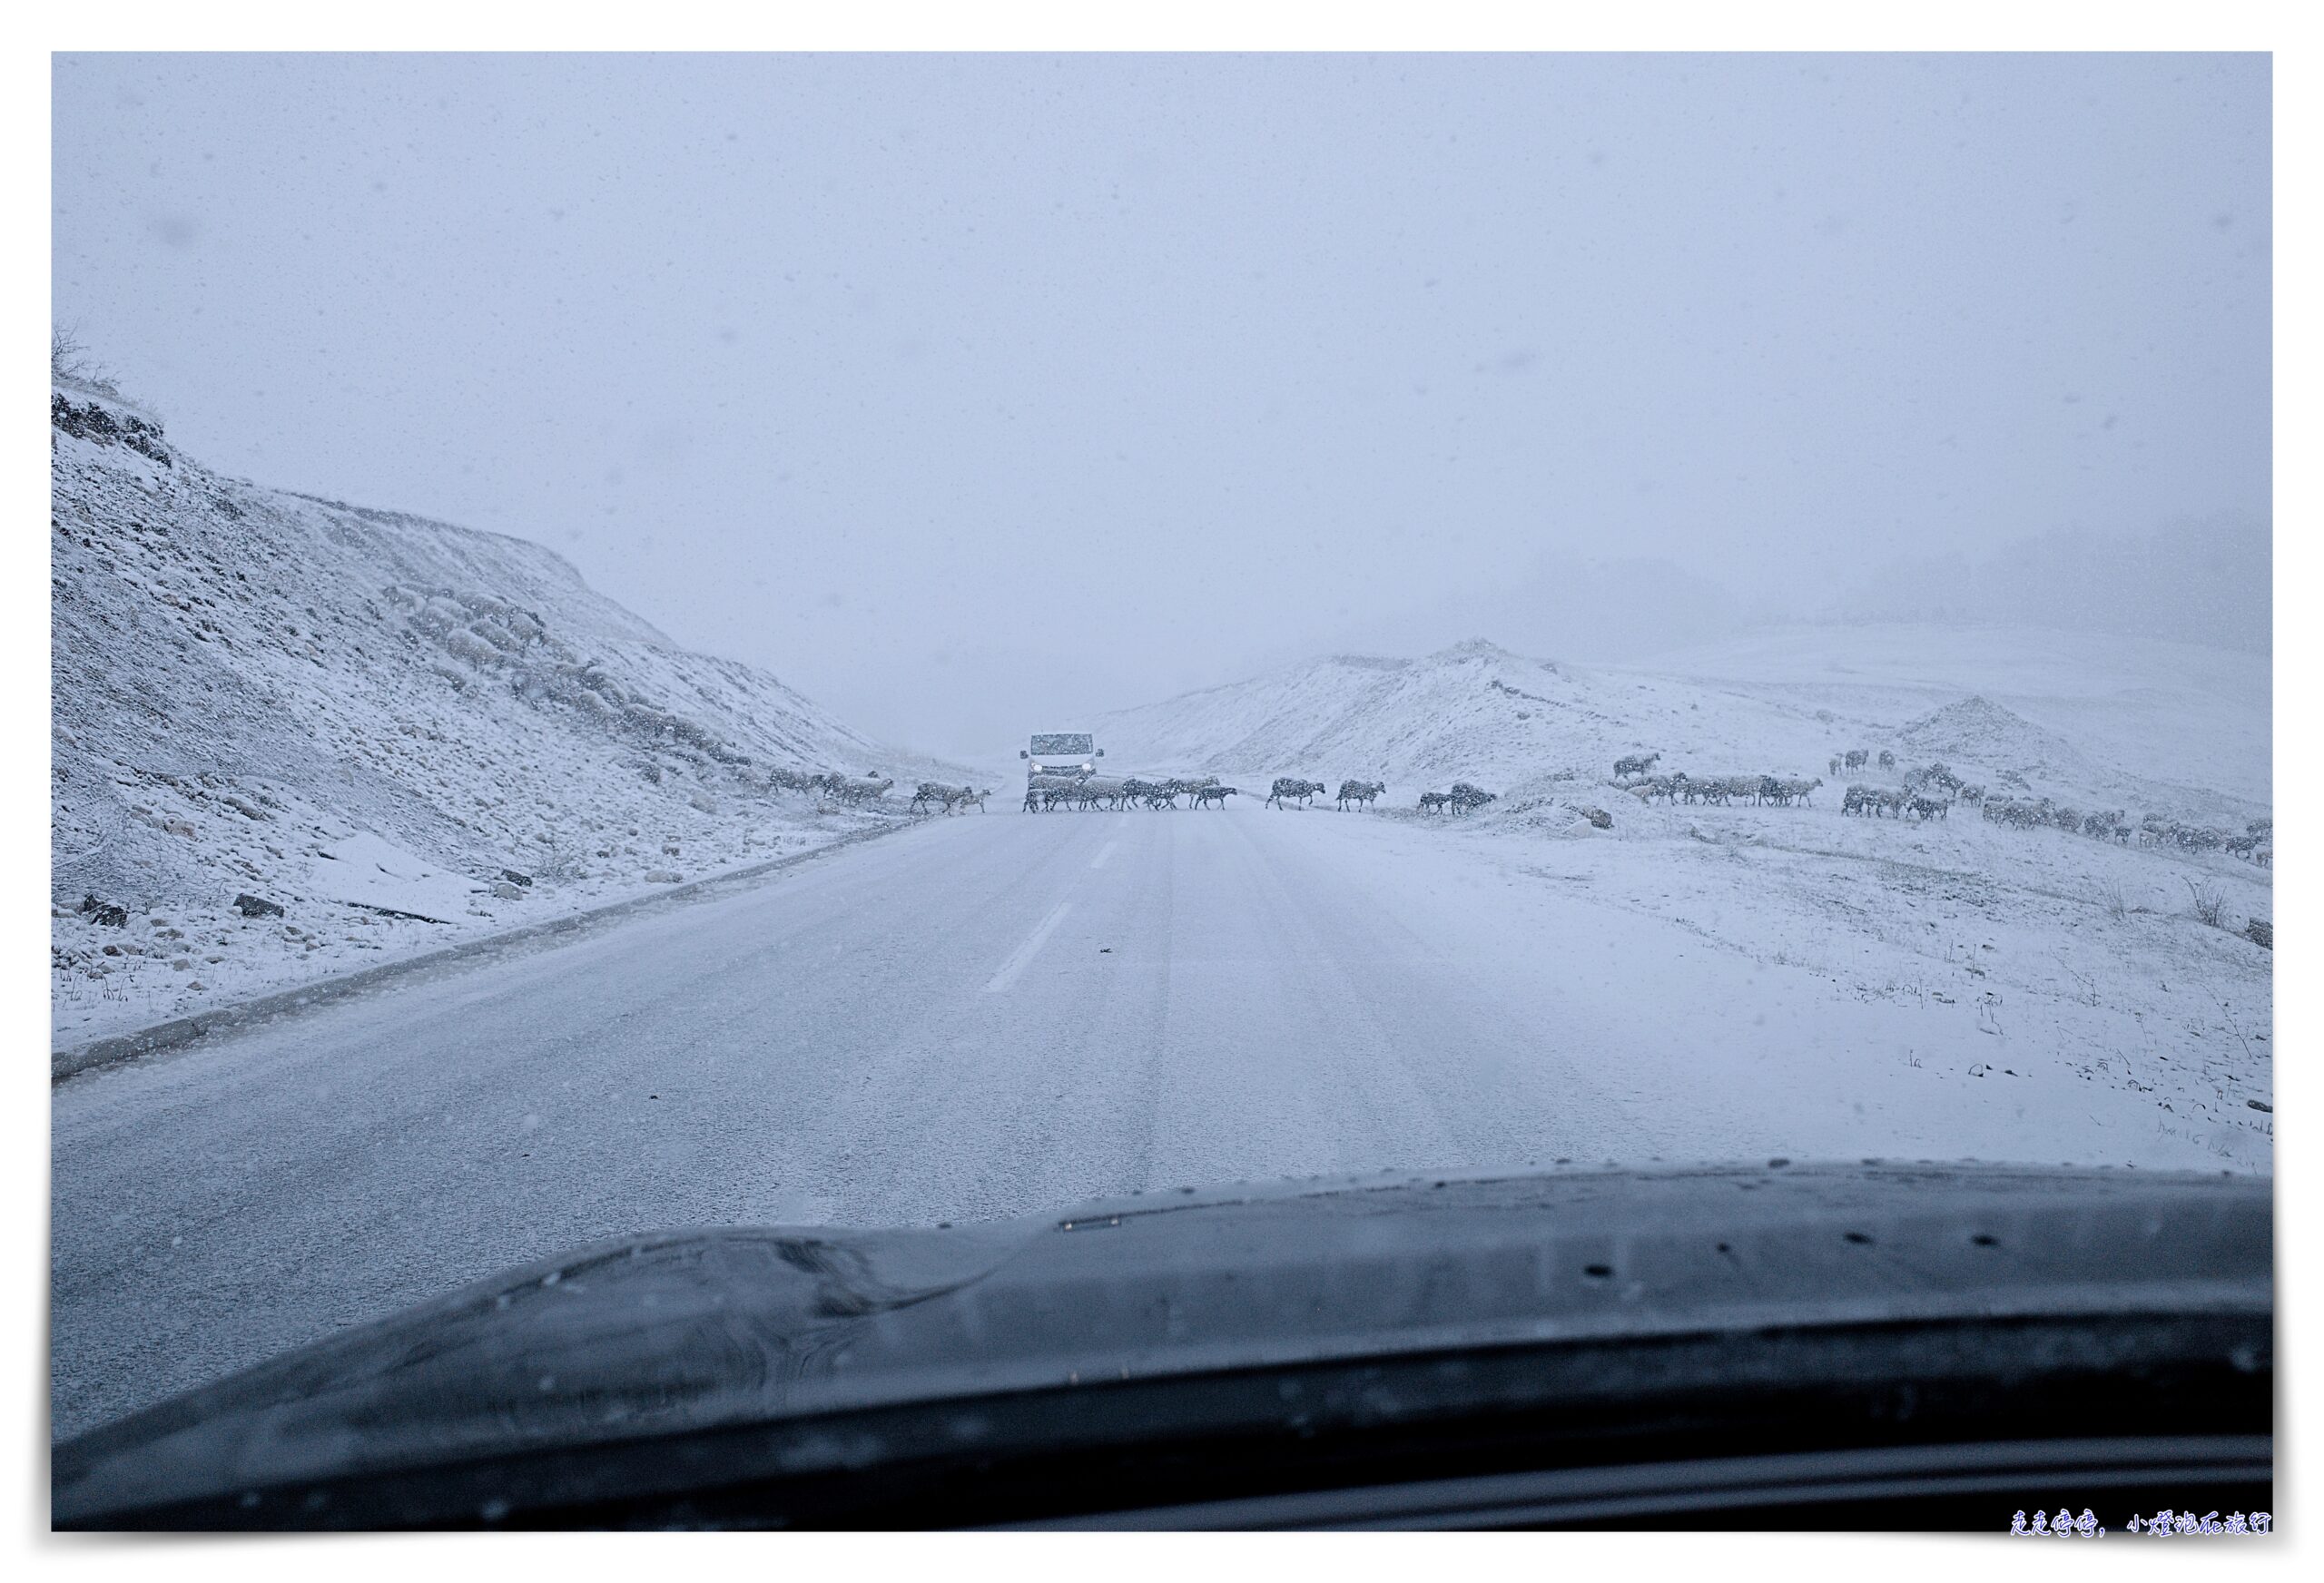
left=984, top=902, right=1074, bottom=994
left=1090, top=840, right=1120, bottom=870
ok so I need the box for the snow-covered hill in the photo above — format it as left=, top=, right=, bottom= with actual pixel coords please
left=1632, top=624, right=2270, bottom=810
left=1099, top=628, right=2273, bottom=1171
left=1098, top=629, right=2270, bottom=828
left=52, top=381, right=958, bottom=1046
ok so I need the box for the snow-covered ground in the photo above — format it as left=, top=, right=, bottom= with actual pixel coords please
left=49, top=615, right=2274, bottom=1436
left=45, top=382, right=2275, bottom=1443
left=1100, top=632, right=2273, bottom=1173
left=52, top=783, right=2270, bottom=1434
left=51, top=382, right=966, bottom=1050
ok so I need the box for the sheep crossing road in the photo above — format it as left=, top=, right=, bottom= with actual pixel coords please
left=51, top=801, right=1674, bottom=1440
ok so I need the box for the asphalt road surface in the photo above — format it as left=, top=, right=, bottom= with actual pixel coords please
left=52, top=800, right=1674, bottom=1439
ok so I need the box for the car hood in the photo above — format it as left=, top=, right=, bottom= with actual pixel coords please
left=53, top=1161, right=2270, bottom=1520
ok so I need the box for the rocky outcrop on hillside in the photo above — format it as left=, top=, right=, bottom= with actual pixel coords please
left=51, top=390, right=173, bottom=467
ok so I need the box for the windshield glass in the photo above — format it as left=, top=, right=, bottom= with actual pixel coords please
left=48, top=46, right=2271, bottom=1523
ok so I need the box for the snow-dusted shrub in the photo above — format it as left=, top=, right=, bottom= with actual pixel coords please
left=52, top=327, right=125, bottom=400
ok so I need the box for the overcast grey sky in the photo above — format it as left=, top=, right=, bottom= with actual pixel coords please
left=53, top=53, right=2270, bottom=756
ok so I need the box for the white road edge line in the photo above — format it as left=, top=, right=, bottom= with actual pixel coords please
left=1089, top=840, right=1119, bottom=870
left=983, top=902, right=1073, bottom=994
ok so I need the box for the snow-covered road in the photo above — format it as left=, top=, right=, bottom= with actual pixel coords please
left=49, top=803, right=1632, bottom=1435
left=50, top=797, right=2247, bottom=1438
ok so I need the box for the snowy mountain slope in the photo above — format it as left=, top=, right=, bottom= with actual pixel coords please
left=51, top=382, right=958, bottom=1045
left=1096, top=641, right=1651, bottom=790
left=1097, top=630, right=2270, bottom=829
left=1629, top=624, right=2270, bottom=809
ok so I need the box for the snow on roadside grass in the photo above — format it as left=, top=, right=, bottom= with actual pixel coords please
left=50, top=810, right=891, bottom=1050
left=1308, top=789, right=2272, bottom=1174
left=1155, top=621, right=2272, bottom=1175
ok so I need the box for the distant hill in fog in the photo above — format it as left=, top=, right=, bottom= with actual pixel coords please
left=1287, top=516, right=2267, bottom=685
left=1823, top=516, right=2270, bottom=655
left=1305, top=556, right=1748, bottom=668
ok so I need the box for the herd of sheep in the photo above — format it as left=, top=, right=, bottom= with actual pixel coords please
left=1979, top=800, right=2272, bottom=864
left=1631, top=772, right=1826, bottom=808
left=1618, top=754, right=1820, bottom=810
left=1267, top=777, right=1498, bottom=813
left=1022, top=775, right=1235, bottom=811
left=1009, top=772, right=1500, bottom=816
left=778, top=770, right=1499, bottom=817
left=755, top=767, right=905, bottom=808
left=1839, top=760, right=1981, bottom=821
left=796, top=744, right=2271, bottom=875
left=1417, top=782, right=1499, bottom=815
left=909, top=781, right=992, bottom=814
left=748, top=770, right=991, bottom=813
left=1612, top=745, right=2272, bottom=868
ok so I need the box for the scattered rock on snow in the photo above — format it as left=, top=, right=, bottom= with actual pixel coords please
left=350, top=901, right=454, bottom=924
left=233, top=892, right=285, bottom=918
